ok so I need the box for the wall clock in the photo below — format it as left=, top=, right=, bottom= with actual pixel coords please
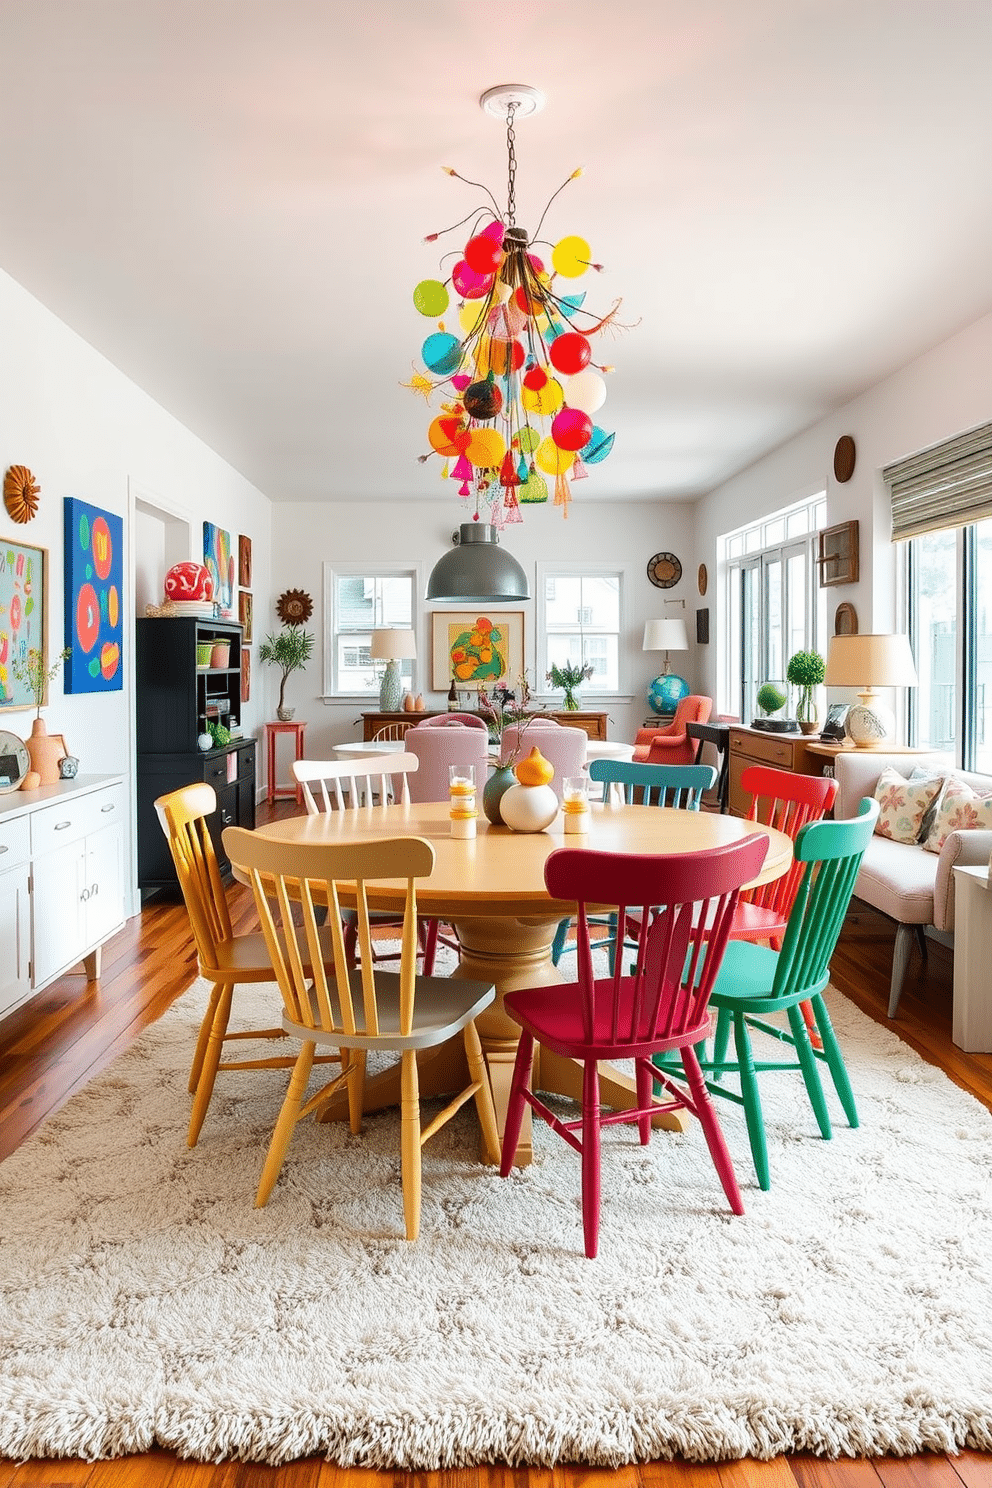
left=0, top=730, right=31, bottom=794
left=647, top=552, right=682, bottom=589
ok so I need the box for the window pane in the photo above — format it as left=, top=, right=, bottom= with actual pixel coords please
left=332, top=571, right=414, bottom=694
left=764, top=518, right=784, bottom=546
left=544, top=571, right=621, bottom=692
left=786, top=508, right=809, bottom=538
left=976, top=519, right=992, bottom=773
left=742, top=564, right=761, bottom=720
left=727, top=565, right=741, bottom=720
left=913, top=529, right=957, bottom=754
left=764, top=558, right=782, bottom=682
left=787, top=551, right=808, bottom=663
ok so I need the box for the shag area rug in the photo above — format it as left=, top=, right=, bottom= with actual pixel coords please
left=1, top=967, right=992, bottom=1468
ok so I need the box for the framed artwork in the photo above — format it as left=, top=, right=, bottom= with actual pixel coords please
left=203, top=522, right=234, bottom=616
left=240, top=649, right=250, bottom=705
left=238, top=534, right=252, bottom=589
left=238, top=590, right=253, bottom=642
left=0, top=538, right=47, bottom=711
left=696, top=607, right=710, bottom=645
left=63, top=499, right=124, bottom=694
left=817, top=519, right=859, bottom=587
left=431, top=610, right=525, bottom=691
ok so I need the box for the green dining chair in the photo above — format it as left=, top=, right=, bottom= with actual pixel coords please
left=551, top=760, right=718, bottom=971
left=686, top=796, right=879, bottom=1190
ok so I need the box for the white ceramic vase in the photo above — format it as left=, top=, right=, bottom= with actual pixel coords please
left=499, top=782, right=559, bottom=834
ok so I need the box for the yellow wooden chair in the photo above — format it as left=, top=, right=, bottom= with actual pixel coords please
left=223, top=826, right=500, bottom=1240
left=155, top=782, right=338, bottom=1148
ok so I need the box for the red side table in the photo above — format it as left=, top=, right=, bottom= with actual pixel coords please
left=265, top=720, right=307, bottom=806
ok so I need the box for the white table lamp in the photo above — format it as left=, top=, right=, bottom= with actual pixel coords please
left=824, top=633, right=918, bottom=747
left=643, top=617, right=690, bottom=716
left=370, top=628, right=416, bottom=712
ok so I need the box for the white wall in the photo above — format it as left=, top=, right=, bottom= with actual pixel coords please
left=0, top=266, right=272, bottom=915
left=693, top=310, right=992, bottom=714
left=267, top=497, right=698, bottom=756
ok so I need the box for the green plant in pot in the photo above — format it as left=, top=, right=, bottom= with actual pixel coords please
left=786, top=649, right=826, bottom=733
left=258, top=628, right=315, bottom=722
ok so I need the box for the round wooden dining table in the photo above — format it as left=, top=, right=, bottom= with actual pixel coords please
left=247, top=800, right=793, bottom=1165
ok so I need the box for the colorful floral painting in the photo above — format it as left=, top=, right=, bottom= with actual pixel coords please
left=64, top=499, right=123, bottom=694
left=203, top=522, right=234, bottom=616
left=0, top=539, right=46, bottom=710
left=431, top=610, right=524, bottom=691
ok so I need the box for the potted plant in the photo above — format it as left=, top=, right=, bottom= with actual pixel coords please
left=258, top=628, right=315, bottom=721
left=786, top=649, right=826, bottom=734
left=11, top=644, right=72, bottom=783
left=546, top=661, right=594, bottom=712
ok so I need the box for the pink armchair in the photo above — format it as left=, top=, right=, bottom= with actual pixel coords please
left=632, top=695, right=713, bottom=767
left=404, top=719, right=490, bottom=802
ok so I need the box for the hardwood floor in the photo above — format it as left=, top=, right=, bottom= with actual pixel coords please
left=2, top=797, right=991, bottom=1488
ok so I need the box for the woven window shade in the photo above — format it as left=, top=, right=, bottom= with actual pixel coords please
left=885, top=421, right=992, bottom=541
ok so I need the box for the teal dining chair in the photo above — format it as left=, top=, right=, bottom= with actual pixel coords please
left=551, top=760, right=718, bottom=970
left=682, top=796, right=879, bottom=1190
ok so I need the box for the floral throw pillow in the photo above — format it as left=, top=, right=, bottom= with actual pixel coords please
left=872, top=766, right=943, bottom=844
left=923, top=775, right=992, bottom=854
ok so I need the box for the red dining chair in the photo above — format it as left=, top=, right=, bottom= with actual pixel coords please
left=499, top=834, right=770, bottom=1258
left=632, top=695, right=713, bottom=767
left=730, top=765, right=838, bottom=1048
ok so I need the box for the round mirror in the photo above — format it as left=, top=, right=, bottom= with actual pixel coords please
left=0, top=730, right=31, bottom=794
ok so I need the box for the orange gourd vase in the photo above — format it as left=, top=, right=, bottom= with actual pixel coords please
left=25, top=717, right=65, bottom=786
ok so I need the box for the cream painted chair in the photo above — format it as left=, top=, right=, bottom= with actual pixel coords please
left=223, top=827, right=500, bottom=1239
left=155, top=782, right=339, bottom=1148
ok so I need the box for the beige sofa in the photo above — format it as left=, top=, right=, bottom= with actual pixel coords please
left=834, top=751, right=992, bottom=1018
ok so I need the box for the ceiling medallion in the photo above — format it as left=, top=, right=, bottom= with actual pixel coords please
left=647, top=552, right=682, bottom=589
left=409, top=83, right=636, bottom=526
left=3, top=464, right=41, bottom=523
left=276, top=589, right=313, bottom=626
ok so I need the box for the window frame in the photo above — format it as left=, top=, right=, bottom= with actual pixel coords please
left=535, top=560, right=634, bottom=701
left=320, top=561, right=422, bottom=700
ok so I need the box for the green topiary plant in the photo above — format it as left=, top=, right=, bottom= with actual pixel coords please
left=258, top=627, right=315, bottom=719
left=786, top=649, right=826, bottom=725
left=756, top=681, right=788, bottom=716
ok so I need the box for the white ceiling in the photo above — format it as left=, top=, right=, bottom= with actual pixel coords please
left=1, top=1, right=990, bottom=506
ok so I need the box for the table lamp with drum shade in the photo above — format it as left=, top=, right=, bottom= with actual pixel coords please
left=824, top=634, right=918, bottom=747
left=370, top=628, right=416, bottom=712
left=643, top=618, right=690, bottom=716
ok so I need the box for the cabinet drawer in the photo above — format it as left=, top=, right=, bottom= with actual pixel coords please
left=30, top=782, right=127, bottom=856
left=0, top=814, right=31, bottom=868
left=203, top=757, right=231, bottom=787
left=729, top=730, right=795, bottom=768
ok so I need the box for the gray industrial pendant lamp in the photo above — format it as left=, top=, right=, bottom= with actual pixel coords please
left=426, top=523, right=530, bottom=602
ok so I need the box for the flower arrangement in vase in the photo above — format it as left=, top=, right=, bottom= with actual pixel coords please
left=10, top=644, right=72, bottom=784
left=477, top=673, right=541, bottom=825
left=786, top=649, right=826, bottom=734
left=547, top=661, right=593, bottom=712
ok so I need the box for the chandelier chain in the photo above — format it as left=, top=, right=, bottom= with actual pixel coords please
left=505, top=101, right=518, bottom=227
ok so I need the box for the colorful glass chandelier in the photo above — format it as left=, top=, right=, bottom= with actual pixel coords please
left=409, top=84, right=629, bottom=523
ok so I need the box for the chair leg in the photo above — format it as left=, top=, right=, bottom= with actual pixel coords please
left=785, top=1004, right=832, bottom=1140
left=420, top=918, right=440, bottom=976
left=811, top=993, right=859, bottom=1128
left=581, top=1058, right=602, bottom=1259
left=679, top=1045, right=744, bottom=1215
left=798, top=999, right=824, bottom=1052
left=888, top=922, right=916, bottom=1017
left=188, top=981, right=223, bottom=1095
left=463, top=1019, right=500, bottom=1166
left=731, top=1011, right=771, bottom=1191
left=400, top=1049, right=422, bottom=1242
left=635, top=1057, right=654, bottom=1145
left=345, top=1048, right=366, bottom=1134
left=255, top=1043, right=315, bottom=1207
left=499, top=1032, right=535, bottom=1176
left=187, top=982, right=233, bottom=1148
left=711, top=1005, right=732, bottom=1079
left=551, top=918, right=571, bottom=966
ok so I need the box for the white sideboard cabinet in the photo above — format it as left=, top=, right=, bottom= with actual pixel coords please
left=0, top=774, right=126, bottom=1022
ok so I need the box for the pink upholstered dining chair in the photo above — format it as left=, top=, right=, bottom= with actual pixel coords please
left=499, top=721, right=587, bottom=800
left=404, top=719, right=490, bottom=803
left=633, top=695, right=713, bottom=767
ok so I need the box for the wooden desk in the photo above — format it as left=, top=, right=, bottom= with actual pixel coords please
left=248, top=801, right=792, bottom=1163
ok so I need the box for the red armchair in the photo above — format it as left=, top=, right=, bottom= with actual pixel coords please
left=632, top=694, right=713, bottom=766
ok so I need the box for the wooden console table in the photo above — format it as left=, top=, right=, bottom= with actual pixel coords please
left=361, top=710, right=609, bottom=741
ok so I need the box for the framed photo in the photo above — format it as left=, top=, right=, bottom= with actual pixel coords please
left=238, top=534, right=252, bottom=589
left=238, top=590, right=253, bottom=643
left=64, top=498, right=124, bottom=694
left=820, top=703, right=850, bottom=742
left=0, top=538, right=48, bottom=711
left=431, top=610, right=525, bottom=691
left=817, top=520, right=859, bottom=587
left=203, top=522, right=234, bottom=616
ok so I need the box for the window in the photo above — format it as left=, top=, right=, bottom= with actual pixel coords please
left=723, top=496, right=826, bottom=721
left=905, top=520, right=992, bottom=771
left=322, top=565, right=417, bottom=697
left=537, top=564, right=626, bottom=695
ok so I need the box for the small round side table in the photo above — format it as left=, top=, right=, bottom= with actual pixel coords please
left=264, top=720, right=307, bottom=806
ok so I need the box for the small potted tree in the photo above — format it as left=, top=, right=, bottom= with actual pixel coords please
left=258, top=628, right=315, bottom=721
left=786, top=649, right=826, bottom=735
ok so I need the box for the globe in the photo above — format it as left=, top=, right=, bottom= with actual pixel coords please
left=647, top=672, right=689, bottom=715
